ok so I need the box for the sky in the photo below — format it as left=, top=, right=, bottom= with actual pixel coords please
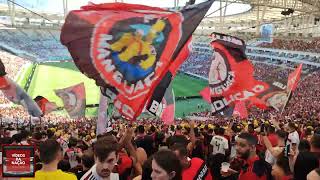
left=1, top=0, right=251, bottom=17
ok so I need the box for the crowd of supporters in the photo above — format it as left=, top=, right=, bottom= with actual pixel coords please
left=260, top=38, right=320, bottom=53
left=0, top=110, right=320, bottom=180
left=0, top=33, right=320, bottom=179
left=0, top=62, right=319, bottom=180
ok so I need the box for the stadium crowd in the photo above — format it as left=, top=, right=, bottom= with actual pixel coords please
left=1, top=106, right=320, bottom=180
left=0, top=29, right=71, bottom=61
left=180, top=52, right=212, bottom=78
left=0, top=58, right=319, bottom=180
left=1, top=39, right=320, bottom=180
left=260, top=38, right=320, bottom=53
left=0, top=51, right=29, bottom=104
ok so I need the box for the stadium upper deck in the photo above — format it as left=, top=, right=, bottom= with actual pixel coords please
left=0, top=0, right=319, bottom=64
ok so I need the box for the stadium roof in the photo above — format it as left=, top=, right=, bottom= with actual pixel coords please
left=1, top=0, right=318, bottom=18
left=0, top=0, right=319, bottom=38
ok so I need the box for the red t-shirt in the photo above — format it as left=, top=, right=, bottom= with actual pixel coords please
left=114, top=153, right=133, bottom=180
left=238, top=156, right=267, bottom=180
left=182, top=158, right=213, bottom=180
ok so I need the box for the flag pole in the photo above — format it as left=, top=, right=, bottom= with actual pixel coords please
left=281, top=90, right=292, bottom=115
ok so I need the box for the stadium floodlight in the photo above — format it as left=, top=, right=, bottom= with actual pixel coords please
left=281, top=8, right=294, bottom=16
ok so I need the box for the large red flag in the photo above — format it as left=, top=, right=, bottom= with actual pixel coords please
left=55, top=83, right=86, bottom=119
left=233, top=101, right=248, bottom=119
left=201, top=33, right=269, bottom=114
left=61, top=1, right=214, bottom=120
left=287, top=64, right=303, bottom=91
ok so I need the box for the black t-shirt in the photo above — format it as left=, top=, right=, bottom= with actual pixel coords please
left=135, top=135, right=154, bottom=157
left=205, top=134, right=213, bottom=146
left=191, top=138, right=205, bottom=159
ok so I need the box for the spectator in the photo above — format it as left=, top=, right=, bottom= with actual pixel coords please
left=223, top=132, right=271, bottom=180
left=80, top=137, right=120, bottom=179
left=210, top=127, right=229, bottom=156
left=35, top=139, right=77, bottom=179
left=75, top=152, right=94, bottom=179
left=298, top=139, right=311, bottom=152
left=133, top=156, right=153, bottom=180
left=20, top=130, right=30, bottom=145
left=151, top=150, right=182, bottom=180
left=65, top=137, right=82, bottom=168
left=287, top=122, right=300, bottom=154
left=135, top=125, right=155, bottom=157
left=307, top=168, right=320, bottom=180
left=263, top=130, right=287, bottom=165
left=11, top=133, right=22, bottom=145
left=58, top=159, right=71, bottom=172
left=207, top=153, right=226, bottom=180
left=294, top=151, right=319, bottom=180
left=172, top=143, right=212, bottom=180
left=310, top=134, right=320, bottom=161
left=271, top=156, right=292, bottom=180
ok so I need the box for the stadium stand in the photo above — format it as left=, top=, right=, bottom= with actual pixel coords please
left=260, top=38, right=320, bottom=53
left=0, top=29, right=71, bottom=61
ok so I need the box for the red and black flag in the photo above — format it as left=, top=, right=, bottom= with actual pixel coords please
left=0, top=59, right=8, bottom=89
left=55, top=83, right=86, bottom=119
left=254, top=78, right=288, bottom=112
left=255, top=65, right=303, bottom=112
left=200, top=33, right=269, bottom=114
left=34, top=96, right=58, bottom=115
left=287, top=64, right=303, bottom=92
left=61, top=1, right=214, bottom=120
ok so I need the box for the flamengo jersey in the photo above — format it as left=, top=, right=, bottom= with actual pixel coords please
left=210, top=135, right=229, bottom=155
left=182, top=158, right=212, bottom=180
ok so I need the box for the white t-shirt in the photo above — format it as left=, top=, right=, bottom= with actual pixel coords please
left=287, top=131, right=300, bottom=149
left=265, top=147, right=284, bottom=165
left=265, top=150, right=276, bottom=165
left=81, top=164, right=119, bottom=180
left=210, top=135, right=229, bottom=155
